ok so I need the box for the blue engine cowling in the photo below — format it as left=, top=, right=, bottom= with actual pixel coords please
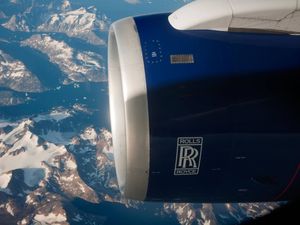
left=108, top=13, right=300, bottom=202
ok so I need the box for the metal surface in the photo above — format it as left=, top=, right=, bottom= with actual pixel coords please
left=133, top=13, right=300, bottom=202
left=108, top=17, right=150, bottom=200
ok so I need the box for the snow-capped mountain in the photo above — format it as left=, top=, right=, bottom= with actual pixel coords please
left=2, top=15, right=30, bottom=32
left=0, top=120, right=66, bottom=176
left=0, top=116, right=107, bottom=224
left=21, top=34, right=106, bottom=84
left=1, top=0, right=110, bottom=45
left=37, top=7, right=109, bottom=45
left=0, top=50, right=44, bottom=92
left=163, top=202, right=280, bottom=225
left=33, top=107, right=73, bottom=123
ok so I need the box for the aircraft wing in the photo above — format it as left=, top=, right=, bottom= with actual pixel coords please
left=169, top=0, right=300, bottom=34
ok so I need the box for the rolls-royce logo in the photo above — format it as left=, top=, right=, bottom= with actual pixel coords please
left=174, top=137, right=203, bottom=176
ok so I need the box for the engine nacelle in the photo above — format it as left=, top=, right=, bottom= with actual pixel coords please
left=108, top=13, right=300, bottom=202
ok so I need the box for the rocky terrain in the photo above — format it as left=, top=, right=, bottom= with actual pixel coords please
left=0, top=50, right=44, bottom=92
left=0, top=115, right=109, bottom=224
left=0, top=91, right=26, bottom=106
left=1, top=0, right=109, bottom=45
left=37, top=7, right=109, bottom=45
left=21, top=34, right=106, bottom=84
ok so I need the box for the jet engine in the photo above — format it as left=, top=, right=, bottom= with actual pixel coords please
left=108, top=0, right=300, bottom=202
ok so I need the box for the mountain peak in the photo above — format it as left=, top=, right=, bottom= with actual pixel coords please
left=0, top=50, right=44, bottom=93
